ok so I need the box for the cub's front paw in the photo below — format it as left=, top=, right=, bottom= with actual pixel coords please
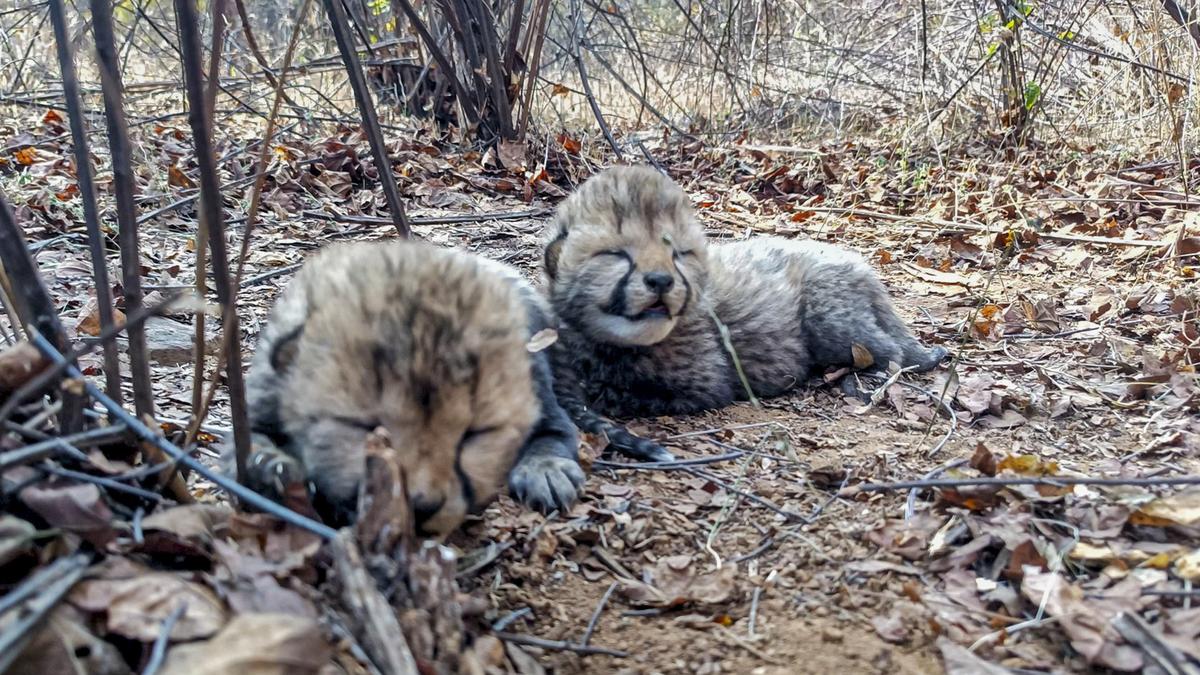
left=509, top=453, right=586, bottom=513
left=242, top=437, right=308, bottom=507
left=606, top=427, right=675, bottom=463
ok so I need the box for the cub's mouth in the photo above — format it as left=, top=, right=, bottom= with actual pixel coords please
left=631, top=300, right=671, bottom=320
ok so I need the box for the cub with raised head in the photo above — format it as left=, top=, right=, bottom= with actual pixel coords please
left=543, top=165, right=946, bottom=457
left=238, top=240, right=583, bottom=536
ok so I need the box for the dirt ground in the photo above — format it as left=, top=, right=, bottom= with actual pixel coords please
left=22, top=137, right=1200, bottom=673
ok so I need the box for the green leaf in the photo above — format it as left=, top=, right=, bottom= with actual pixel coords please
left=1023, top=82, right=1042, bottom=110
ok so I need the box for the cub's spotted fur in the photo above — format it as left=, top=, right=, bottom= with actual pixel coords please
left=237, top=240, right=583, bottom=535
left=543, top=165, right=946, bottom=456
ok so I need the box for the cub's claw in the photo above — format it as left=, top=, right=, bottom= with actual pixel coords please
left=242, top=439, right=307, bottom=505
left=605, top=427, right=675, bottom=463
left=509, top=453, right=586, bottom=513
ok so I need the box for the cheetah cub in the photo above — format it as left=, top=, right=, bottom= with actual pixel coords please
left=543, top=165, right=946, bottom=458
left=236, top=240, right=584, bottom=536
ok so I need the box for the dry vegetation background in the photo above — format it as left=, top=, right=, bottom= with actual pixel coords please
left=0, top=0, right=1198, bottom=673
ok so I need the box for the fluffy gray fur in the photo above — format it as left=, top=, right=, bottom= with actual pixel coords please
left=542, top=165, right=946, bottom=457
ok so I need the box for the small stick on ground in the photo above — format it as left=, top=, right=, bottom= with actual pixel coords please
left=491, top=607, right=532, bottom=632
left=330, top=529, right=419, bottom=675
left=0, top=553, right=88, bottom=672
left=748, top=586, right=762, bottom=639
left=494, top=631, right=628, bottom=658
left=302, top=208, right=549, bottom=226
left=842, top=473, right=1200, bottom=497
left=579, top=582, right=617, bottom=646
left=141, top=601, right=188, bottom=675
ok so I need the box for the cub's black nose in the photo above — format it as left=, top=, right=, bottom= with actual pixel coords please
left=643, top=271, right=674, bottom=294
left=412, top=496, right=444, bottom=532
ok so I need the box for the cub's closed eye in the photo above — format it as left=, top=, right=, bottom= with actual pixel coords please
left=676, top=249, right=695, bottom=257
left=459, top=426, right=498, bottom=447
left=331, top=415, right=381, bottom=431
left=593, top=250, right=628, bottom=259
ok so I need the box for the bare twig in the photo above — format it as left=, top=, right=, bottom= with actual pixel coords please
left=0, top=553, right=89, bottom=673
left=90, top=0, right=155, bottom=420
left=47, top=0, right=123, bottom=411
left=320, top=0, right=410, bottom=237
left=175, top=0, right=253, bottom=485
left=494, top=631, right=628, bottom=658
left=579, top=582, right=617, bottom=646
left=0, top=425, right=129, bottom=471
left=0, top=194, right=83, bottom=433
left=0, top=294, right=181, bottom=428
left=568, top=0, right=621, bottom=157
left=1112, top=611, right=1199, bottom=675
left=491, top=607, right=532, bottom=632
left=302, top=208, right=550, bottom=226
left=842, top=474, right=1200, bottom=497
left=184, top=0, right=313, bottom=451
left=141, top=601, right=188, bottom=675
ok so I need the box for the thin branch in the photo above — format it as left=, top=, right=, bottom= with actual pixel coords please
left=48, top=0, right=123, bottom=411
left=321, top=0, right=411, bottom=237
left=90, top=0, right=155, bottom=420
left=568, top=0, right=620, bottom=157
left=0, top=195, right=84, bottom=433
left=579, top=582, right=617, bottom=646
left=494, top=631, right=628, bottom=658
left=0, top=553, right=88, bottom=673
left=183, top=0, right=315, bottom=453
left=842, top=474, right=1200, bottom=497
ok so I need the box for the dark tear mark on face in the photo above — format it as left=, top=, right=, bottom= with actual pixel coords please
left=671, top=256, right=693, bottom=318
left=599, top=251, right=635, bottom=317
left=269, top=325, right=303, bottom=374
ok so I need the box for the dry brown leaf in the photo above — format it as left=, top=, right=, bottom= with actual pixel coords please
left=850, top=343, right=874, bottom=369
left=899, top=262, right=975, bottom=289
left=1020, top=572, right=1143, bottom=671
left=620, top=557, right=738, bottom=608
left=158, top=613, right=330, bottom=675
left=141, top=503, right=232, bottom=542
left=168, top=164, right=196, bottom=188
left=1175, top=549, right=1200, bottom=582
left=0, top=340, right=50, bottom=396
left=498, top=140, right=527, bottom=171
left=0, top=514, right=36, bottom=567
left=1135, top=490, right=1200, bottom=527
left=937, top=637, right=1013, bottom=674
left=20, top=482, right=114, bottom=545
left=70, top=573, right=227, bottom=642
left=9, top=605, right=130, bottom=675
left=969, top=442, right=997, bottom=476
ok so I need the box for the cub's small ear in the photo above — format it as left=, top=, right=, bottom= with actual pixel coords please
left=543, top=230, right=567, bottom=279
left=268, top=326, right=303, bottom=374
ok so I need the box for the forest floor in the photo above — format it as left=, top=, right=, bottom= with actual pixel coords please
left=6, top=113, right=1200, bottom=673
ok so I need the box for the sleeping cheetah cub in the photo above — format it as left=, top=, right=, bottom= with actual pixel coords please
left=543, top=165, right=946, bottom=459
left=236, top=240, right=584, bottom=536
